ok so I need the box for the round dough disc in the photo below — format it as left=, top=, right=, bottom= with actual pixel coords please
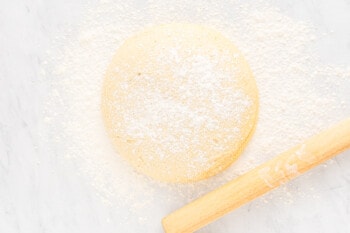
left=102, top=23, right=259, bottom=183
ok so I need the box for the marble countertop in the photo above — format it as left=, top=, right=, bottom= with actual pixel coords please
left=1, top=0, right=350, bottom=232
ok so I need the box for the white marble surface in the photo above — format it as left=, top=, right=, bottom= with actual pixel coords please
left=1, top=0, right=350, bottom=232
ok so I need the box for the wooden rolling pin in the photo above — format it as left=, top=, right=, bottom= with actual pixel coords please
left=162, top=118, right=350, bottom=233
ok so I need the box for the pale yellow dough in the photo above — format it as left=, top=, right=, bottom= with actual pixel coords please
left=102, top=23, right=259, bottom=183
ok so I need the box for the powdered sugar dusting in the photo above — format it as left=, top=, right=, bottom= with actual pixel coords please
left=41, top=0, right=350, bottom=232
left=106, top=42, right=254, bottom=180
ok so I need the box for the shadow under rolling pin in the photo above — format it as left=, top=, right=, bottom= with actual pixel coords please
left=162, top=118, right=350, bottom=233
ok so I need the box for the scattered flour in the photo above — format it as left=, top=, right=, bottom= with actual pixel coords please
left=41, top=0, right=350, bottom=232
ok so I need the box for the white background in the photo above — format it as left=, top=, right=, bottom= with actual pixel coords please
left=1, top=0, right=350, bottom=232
